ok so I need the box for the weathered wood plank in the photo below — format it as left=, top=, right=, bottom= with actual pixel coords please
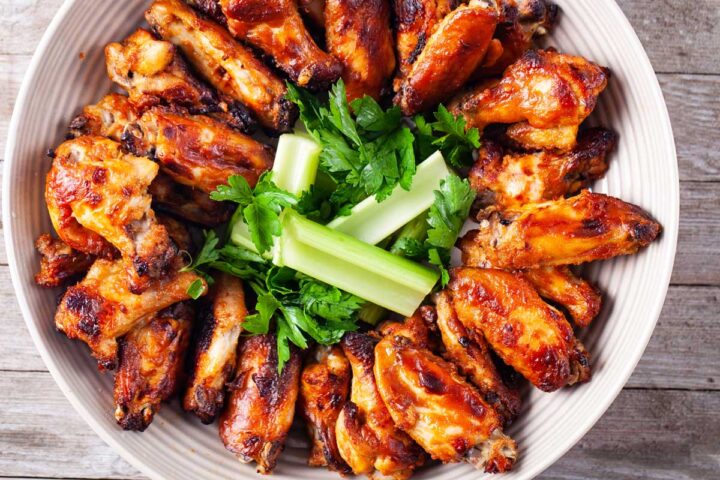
left=541, top=389, right=720, bottom=479
left=0, top=0, right=63, bottom=56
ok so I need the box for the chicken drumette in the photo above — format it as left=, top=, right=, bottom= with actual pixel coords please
left=34, top=234, right=95, bottom=288
left=68, top=93, right=138, bottom=142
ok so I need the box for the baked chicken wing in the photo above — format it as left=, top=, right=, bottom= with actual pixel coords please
left=325, top=0, right=396, bottom=101
left=149, top=172, right=233, bottom=226
left=219, top=334, right=301, bottom=474
left=335, top=333, right=424, bottom=479
left=521, top=266, right=602, bottom=328
left=54, top=258, right=204, bottom=369
left=447, top=267, right=590, bottom=391
left=471, top=128, right=616, bottom=208
left=450, top=50, right=609, bottom=150
left=395, top=1, right=498, bottom=115
left=434, top=292, right=521, bottom=426
left=113, top=302, right=194, bottom=431
left=460, top=190, right=662, bottom=270
left=34, top=234, right=95, bottom=288
left=215, top=0, right=342, bottom=90
left=146, top=0, right=297, bottom=133
left=184, top=273, right=247, bottom=424
left=373, top=317, right=517, bottom=473
left=68, top=93, right=138, bottom=142
left=125, top=107, right=273, bottom=193
left=299, top=345, right=352, bottom=474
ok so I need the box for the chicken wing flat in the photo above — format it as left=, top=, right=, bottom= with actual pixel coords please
left=46, top=136, right=177, bottom=293
left=395, top=1, right=498, bottom=116
left=68, top=94, right=138, bottom=142
left=325, top=0, right=396, bottom=101
left=299, top=345, right=351, bottom=474
left=522, top=266, right=602, bottom=328
left=434, top=292, right=521, bottom=426
left=184, top=273, right=247, bottom=424
left=460, top=190, right=662, bottom=270
left=450, top=50, right=609, bottom=150
left=149, top=172, right=233, bottom=226
left=126, top=107, right=273, bottom=193
left=220, top=334, right=301, bottom=474
left=373, top=319, right=517, bottom=473
left=146, top=0, right=297, bottom=133
left=55, top=258, right=204, bottom=369
left=392, top=0, right=457, bottom=89
left=448, top=267, right=590, bottom=391
left=471, top=128, right=616, bottom=208
left=34, top=234, right=95, bottom=288
left=476, top=0, right=558, bottom=77
left=214, top=0, right=342, bottom=90
left=114, top=302, right=194, bottom=431
left=335, top=332, right=424, bottom=479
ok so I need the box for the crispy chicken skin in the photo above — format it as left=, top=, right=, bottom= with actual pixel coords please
left=156, top=213, right=194, bottom=253
left=335, top=332, right=425, bottom=479
left=395, top=1, right=498, bottom=115
left=46, top=136, right=177, bottom=293
left=434, top=292, right=521, bottom=426
left=450, top=50, right=609, bottom=150
left=114, top=302, right=194, bottom=431
left=184, top=273, right=247, bottom=424
left=146, top=0, right=297, bottom=133
left=54, top=258, right=204, bottom=369
left=149, top=172, right=233, bottom=226
left=471, top=128, right=616, bottom=208
left=126, top=108, right=273, bottom=193
left=448, top=267, right=590, bottom=391
left=220, top=335, right=301, bottom=474
left=460, top=190, right=662, bottom=270
left=504, top=121, right=578, bottom=152
left=522, top=266, right=602, bottom=328
left=392, top=0, right=457, bottom=89
left=325, top=0, right=396, bottom=101
left=34, top=234, right=95, bottom=288
left=299, top=345, right=352, bottom=473
left=373, top=316, right=517, bottom=473
left=68, top=94, right=138, bottom=142
left=217, top=0, right=342, bottom=90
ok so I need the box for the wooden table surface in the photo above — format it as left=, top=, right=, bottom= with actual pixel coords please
left=1, top=1, right=719, bottom=479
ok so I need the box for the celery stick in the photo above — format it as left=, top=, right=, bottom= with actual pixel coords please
left=326, top=151, right=449, bottom=245
left=272, top=133, right=322, bottom=196
left=358, top=303, right=388, bottom=326
left=229, top=219, right=258, bottom=253
left=278, top=210, right=438, bottom=316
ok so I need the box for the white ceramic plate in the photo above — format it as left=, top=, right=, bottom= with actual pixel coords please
left=3, top=1, right=678, bottom=479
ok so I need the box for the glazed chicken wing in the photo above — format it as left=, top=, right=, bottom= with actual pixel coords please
left=46, top=136, right=177, bottom=293
left=392, top=0, right=456, bottom=89
left=325, top=0, right=396, bottom=101
left=149, top=172, right=233, bottom=226
left=471, top=128, right=616, bottom=208
left=114, top=302, right=194, bottom=431
left=184, top=273, right=247, bottom=424
left=34, top=234, right=95, bottom=288
left=146, top=0, right=297, bottom=133
left=68, top=93, right=138, bottom=142
left=450, top=50, right=609, bottom=150
left=214, top=0, right=342, bottom=90
left=460, top=190, right=662, bottom=270
left=434, top=292, right=521, bottom=426
left=373, top=318, right=517, bottom=473
left=521, top=266, right=601, bottom=327
left=220, top=335, right=301, bottom=474
left=335, top=333, right=424, bottom=479
left=395, top=1, right=498, bottom=115
left=125, top=108, right=273, bottom=193
left=299, top=345, right=352, bottom=474
left=54, top=258, right=204, bottom=369
left=447, top=267, right=590, bottom=391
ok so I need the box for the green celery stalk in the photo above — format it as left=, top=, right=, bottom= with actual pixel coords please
left=271, top=133, right=322, bottom=196
left=277, top=210, right=438, bottom=316
left=326, top=151, right=449, bottom=245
